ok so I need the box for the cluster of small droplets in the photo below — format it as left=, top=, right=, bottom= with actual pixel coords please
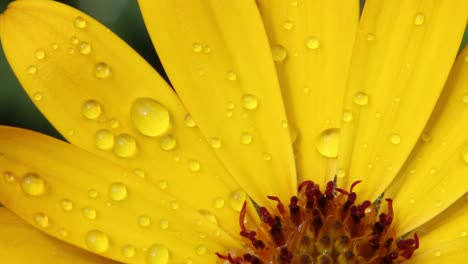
left=218, top=181, right=419, bottom=264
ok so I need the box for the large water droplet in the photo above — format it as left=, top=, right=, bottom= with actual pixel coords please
left=113, top=134, right=137, bottom=158
left=79, top=42, right=92, bottom=55
left=271, top=45, right=287, bottom=62
left=21, top=173, right=46, bottom=196
left=241, top=133, right=253, bottom=145
left=306, top=37, right=320, bottom=49
left=353, top=92, right=369, bottom=106
left=138, top=215, right=152, bottom=227
left=316, top=128, right=340, bottom=158
left=242, top=94, right=259, bottom=110
left=73, top=16, right=87, bottom=29
left=85, top=230, right=109, bottom=253
left=184, top=114, right=196, bottom=127
left=82, top=207, right=97, bottom=220
left=131, top=98, right=170, bottom=137
left=94, top=129, right=114, bottom=150
left=160, top=135, right=177, bottom=151
left=81, top=100, right=102, bottom=119
left=61, top=199, right=73, bottom=211
left=229, top=190, right=246, bottom=212
left=94, top=62, right=111, bottom=79
left=109, top=182, right=128, bottom=201
left=122, top=245, right=136, bottom=258
left=34, top=213, right=49, bottom=228
left=147, top=244, right=169, bottom=264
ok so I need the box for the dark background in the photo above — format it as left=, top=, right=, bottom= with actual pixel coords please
left=0, top=0, right=467, bottom=139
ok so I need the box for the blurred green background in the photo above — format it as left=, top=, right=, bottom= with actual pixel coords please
left=0, top=0, right=467, bottom=139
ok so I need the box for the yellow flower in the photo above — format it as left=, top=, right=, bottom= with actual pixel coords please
left=0, top=0, right=467, bottom=263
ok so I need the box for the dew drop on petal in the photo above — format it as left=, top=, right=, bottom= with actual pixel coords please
left=21, top=173, right=46, bottom=196
left=282, top=20, right=294, bottom=30
left=94, top=62, right=111, bottom=79
left=184, top=113, right=196, bottom=128
left=263, top=152, right=272, bottom=161
left=212, top=198, right=225, bottom=209
left=160, top=135, right=177, bottom=151
left=81, top=100, right=102, bottom=119
left=138, top=215, right=152, bottom=227
left=229, top=190, right=246, bottom=212
left=131, top=98, right=170, bottom=137
left=192, top=42, right=202, bottom=53
left=113, top=134, right=137, bottom=158
left=353, top=92, right=369, bottom=106
left=241, top=133, right=253, bottom=145
left=336, top=168, right=346, bottom=178
left=108, top=182, right=128, bottom=201
left=61, top=199, right=73, bottom=211
left=226, top=71, right=237, bottom=81
left=210, top=137, right=222, bottom=149
left=34, top=213, right=49, bottom=228
left=188, top=160, right=201, bottom=172
left=159, top=219, right=169, bottom=229
left=3, top=171, right=16, bottom=183
left=33, top=92, right=43, bottom=101
left=159, top=180, right=168, bottom=190
left=316, top=128, right=340, bottom=158
left=73, top=16, right=87, bottom=29
left=85, top=230, right=109, bottom=253
left=414, top=13, right=425, bottom=26
left=122, top=245, right=136, bottom=258
left=306, top=37, right=320, bottom=50
left=59, top=228, right=68, bottom=237
left=271, top=45, right=287, bottom=62
left=27, top=65, right=37, bottom=75
left=147, top=244, right=169, bottom=264
left=82, top=207, right=97, bottom=220
left=94, top=129, right=114, bottom=150
left=70, top=36, right=79, bottom=45
left=390, top=134, right=401, bottom=145
left=434, top=250, right=441, bottom=257
left=79, top=42, right=92, bottom=55
left=88, top=189, right=98, bottom=199
left=342, top=110, right=353, bottom=122
left=35, top=49, right=46, bottom=60
left=367, top=33, right=376, bottom=41
left=242, top=94, right=259, bottom=110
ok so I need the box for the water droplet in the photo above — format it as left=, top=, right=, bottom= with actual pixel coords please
left=88, top=189, right=98, bottom=199
left=281, top=121, right=289, bottom=129
left=131, top=98, right=170, bottom=137
left=421, top=133, right=431, bottom=142
left=414, top=13, right=425, bottom=26
left=79, top=42, right=92, bottom=55
left=21, top=173, right=46, bottom=196
left=462, top=93, right=468, bottom=103
left=82, top=207, right=97, bottom=220
left=316, top=128, right=340, bottom=158
left=462, top=147, right=468, bottom=164
left=85, top=230, right=109, bottom=253
left=367, top=33, right=375, bottom=41
left=3, top=171, right=16, bottom=183
left=241, top=133, right=253, bottom=145
left=81, top=100, right=102, bottom=120
left=394, top=96, right=401, bottom=103
left=212, top=198, right=225, bottom=209
left=35, top=49, right=46, bottom=60
left=435, top=200, right=443, bottom=207
left=434, top=250, right=441, bottom=257
left=336, top=168, right=346, bottom=178
left=70, top=36, right=79, bottom=45
left=203, top=45, right=211, bottom=54
left=353, top=92, right=369, bottom=106
left=306, top=37, right=320, bottom=49
left=390, top=134, right=401, bottom=145
left=34, top=213, right=49, bottom=228
left=94, top=62, right=111, bottom=79
left=263, top=152, right=272, bottom=161
left=73, top=16, right=87, bottom=29
left=242, top=94, right=258, bottom=110
left=33, top=92, right=43, bottom=101
left=198, top=210, right=218, bottom=225
left=133, top=168, right=146, bottom=179
left=113, top=134, right=137, bottom=158
left=195, top=245, right=207, bottom=255
left=51, top=43, right=59, bottom=50
left=342, top=110, right=353, bottom=122
left=226, top=71, right=237, bottom=81
left=94, top=129, right=114, bottom=150
left=184, top=114, right=196, bottom=128
left=430, top=168, right=437, bottom=175
left=210, top=137, right=222, bottom=149
left=229, top=190, right=246, bottom=212
left=170, top=201, right=179, bottom=210
left=159, top=180, right=168, bottom=190
left=108, top=182, right=128, bottom=201
left=138, top=215, right=152, bottom=227
left=147, top=244, right=169, bottom=264
left=122, top=245, right=136, bottom=258
left=108, top=119, right=120, bottom=129
left=188, top=160, right=201, bottom=172
left=159, top=219, right=169, bottom=229
left=271, top=44, right=287, bottom=62
left=283, top=20, right=294, bottom=30
left=27, top=65, right=37, bottom=75
left=159, top=135, right=177, bottom=151
left=59, top=228, right=68, bottom=237
left=192, top=42, right=202, bottom=53
left=460, top=231, right=467, bottom=237
left=68, top=48, right=75, bottom=54
left=61, top=199, right=73, bottom=211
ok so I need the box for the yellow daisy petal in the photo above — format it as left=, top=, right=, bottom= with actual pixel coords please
left=0, top=0, right=247, bottom=234
left=138, top=0, right=297, bottom=203
left=408, top=196, right=468, bottom=263
left=386, top=47, right=468, bottom=235
left=338, top=0, right=468, bottom=199
left=0, top=126, right=240, bottom=263
left=256, top=0, right=359, bottom=185
left=0, top=207, right=117, bottom=264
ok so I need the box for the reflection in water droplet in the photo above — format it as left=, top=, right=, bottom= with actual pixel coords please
left=94, top=62, right=111, bottom=79
left=61, top=199, right=74, bottom=211
left=306, top=37, right=320, bottom=49
left=113, top=134, right=137, bottom=158
left=122, top=245, right=136, bottom=258
left=353, top=92, right=369, bottom=106
left=94, top=129, right=114, bottom=150
left=414, top=13, right=425, bottom=25
left=271, top=45, right=287, bottom=62
left=390, top=134, right=401, bottom=145
left=147, top=244, right=169, bottom=264
left=316, top=128, right=340, bottom=158
left=138, top=215, right=152, bottom=227
left=21, top=173, right=46, bottom=196
left=188, top=160, right=201, bottom=172
left=34, top=213, right=49, bottom=228
left=160, top=135, right=177, bottom=151
left=131, top=98, right=170, bottom=137
left=79, top=42, right=92, bottom=55
left=35, top=49, right=46, bottom=60
left=81, top=100, right=102, bottom=119
left=73, top=16, right=87, bottom=29
left=82, top=207, right=97, bottom=220
left=85, top=230, right=109, bottom=253
left=109, top=182, right=128, bottom=201
left=241, top=133, right=253, bottom=145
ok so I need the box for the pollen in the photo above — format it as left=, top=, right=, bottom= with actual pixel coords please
left=218, top=181, right=419, bottom=264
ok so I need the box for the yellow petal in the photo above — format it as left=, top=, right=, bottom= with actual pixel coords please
left=0, top=0, right=247, bottom=234
left=256, top=0, right=359, bottom=186
left=0, top=126, right=241, bottom=263
left=386, top=47, right=468, bottom=235
left=338, top=0, right=468, bottom=199
left=407, top=196, right=468, bottom=263
left=138, top=0, right=297, bottom=204
left=0, top=207, right=117, bottom=264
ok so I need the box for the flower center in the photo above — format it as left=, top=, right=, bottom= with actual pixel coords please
left=217, top=181, right=419, bottom=264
